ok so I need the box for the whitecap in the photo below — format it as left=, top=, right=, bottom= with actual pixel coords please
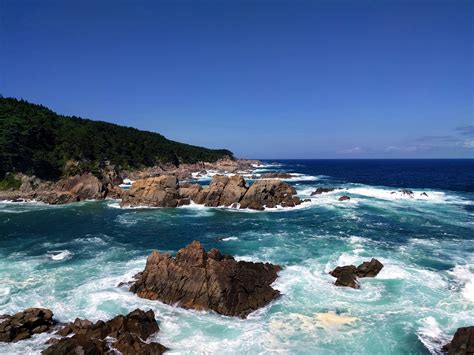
left=47, top=250, right=73, bottom=261
left=448, top=264, right=474, bottom=302
left=416, top=316, right=449, bottom=354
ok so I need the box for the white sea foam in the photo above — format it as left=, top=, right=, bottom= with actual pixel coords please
left=448, top=264, right=474, bottom=302
left=221, top=236, right=238, bottom=241
left=417, top=316, right=449, bottom=354
left=47, top=250, right=73, bottom=261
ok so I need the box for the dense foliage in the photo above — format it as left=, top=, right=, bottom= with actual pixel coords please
left=0, top=98, right=233, bottom=180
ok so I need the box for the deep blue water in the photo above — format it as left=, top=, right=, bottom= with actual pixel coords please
left=0, top=159, right=473, bottom=354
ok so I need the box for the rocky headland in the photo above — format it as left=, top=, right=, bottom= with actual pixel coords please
left=129, top=241, right=281, bottom=318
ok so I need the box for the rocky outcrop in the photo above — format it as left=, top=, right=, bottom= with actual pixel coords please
left=239, top=179, right=301, bottom=210
left=311, top=187, right=338, bottom=195
left=130, top=241, right=281, bottom=318
left=0, top=308, right=55, bottom=342
left=203, top=175, right=248, bottom=207
left=120, top=175, right=182, bottom=207
left=43, top=309, right=166, bottom=355
left=442, top=326, right=474, bottom=355
left=338, top=195, right=350, bottom=201
left=330, top=258, right=384, bottom=289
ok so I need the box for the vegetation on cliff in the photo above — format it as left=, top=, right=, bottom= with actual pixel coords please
left=0, top=98, right=233, bottom=180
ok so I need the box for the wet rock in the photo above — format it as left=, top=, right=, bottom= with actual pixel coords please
left=356, top=258, right=384, bottom=277
left=120, top=175, right=180, bottom=207
left=421, top=192, right=429, bottom=197
left=239, top=179, right=300, bottom=210
left=330, top=259, right=384, bottom=289
left=338, top=195, right=350, bottom=201
left=0, top=308, right=54, bottom=343
left=334, top=270, right=360, bottom=289
left=44, top=309, right=164, bottom=355
left=442, top=326, right=474, bottom=355
left=254, top=172, right=294, bottom=179
left=130, top=241, right=281, bottom=318
left=311, top=187, right=336, bottom=195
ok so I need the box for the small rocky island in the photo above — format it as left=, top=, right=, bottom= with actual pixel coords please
left=330, top=258, right=384, bottom=289
left=129, top=241, right=282, bottom=318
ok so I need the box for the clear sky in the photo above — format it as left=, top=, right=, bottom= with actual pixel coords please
left=1, top=0, right=473, bottom=159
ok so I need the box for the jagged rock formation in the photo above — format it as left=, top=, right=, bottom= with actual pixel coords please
left=0, top=308, right=55, bottom=342
left=330, top=258, right=384, bottom=289
left=130, top=241, right=281, bottom=318
left=442, top=326, right=474, bottom=355
left=120, top=175, right=183, bottom=207
left=42, top=309, right=166, bottom=355
left=124, top=175, right=302, bottom=210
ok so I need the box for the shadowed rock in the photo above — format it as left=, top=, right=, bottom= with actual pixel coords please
left=338, top=195, right=350, bottom=201
left=0, top=308, right=55, bottom=343
left=330, top=258, right=384, bottom=289
left=43, top=309, right=166, bottom=355
left=130, top=241, right=281, bottom=318
left=442, top=326, right=474, bottom=355
left=311, top=187, right=337, bottom=195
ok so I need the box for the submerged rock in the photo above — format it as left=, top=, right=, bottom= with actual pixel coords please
left=0, top=308, right=55, bottom=343
left=338, top=195, right=350, bottom=201
left=442, top=326, right=474, bottom=355
left=311, top=187, right=337, bottom=195
left=330, top=258, right=384, bottom=289
left=43, top=309, right=166, bottom=355
left=130, top=241, right=281, bottom=318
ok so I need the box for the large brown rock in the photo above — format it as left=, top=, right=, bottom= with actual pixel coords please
left=120, top=175, right=180, bottom=207
left=0, top=308, right=54, bottom=343
left=239, top=179, right=300, bottom=210
left=442, top=326, right=474, bottom=355
left=43, top=309, right=165, bottom=355
left=204, top=175, right=248, bottom=207
left=130, top=241, right=281, bottom=318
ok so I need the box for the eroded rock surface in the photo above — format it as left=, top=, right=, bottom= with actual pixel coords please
left=239, top=179, right=301, bottom=210
left=130, top=241, right=281, bottom=318
left=120, top=175, right=182, bottom=207
left=43, top=309, right=166, bottom=355
left=0, top=308, right=54, bottom=343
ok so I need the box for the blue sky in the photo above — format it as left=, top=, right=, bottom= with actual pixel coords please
left=1, top=0, right=473, bottom=158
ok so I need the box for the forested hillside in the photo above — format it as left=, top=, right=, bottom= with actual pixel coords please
left=0, top=98, right=233, bottom=180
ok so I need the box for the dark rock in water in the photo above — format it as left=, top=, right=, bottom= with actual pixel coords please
left=400, top=189, right=414, bottom=197
left=114, top=332, right=168, bottom=355
left=44, top=309, right=165, bottom=355
left=239, top=179, right=300, bottom=210
left=0, top=308, right=54, bottom=343
left=330, top=258, right=384, bottom=289
left=334, top=270, right=360, bottom=289
left=129, top=241, right=281, bottom=318
left=330, top=265, right=357, bottom=279
left=311, top=187, right=337, bottom=195
left=356, top=258, right=384, bottom=277
left=442, top=326, right=474, bottom=355
left=421, top=192, right=429, bottom=197
left=338, top=195, right=350, bottom=201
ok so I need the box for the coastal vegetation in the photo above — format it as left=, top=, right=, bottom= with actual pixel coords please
left=0, top=98, right=233, bottom=180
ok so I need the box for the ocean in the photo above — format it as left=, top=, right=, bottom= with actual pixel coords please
left=1, top=159, right=473, bottom=354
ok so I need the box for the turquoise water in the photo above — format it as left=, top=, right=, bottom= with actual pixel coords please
left=1, top=160, right=473, bottom=354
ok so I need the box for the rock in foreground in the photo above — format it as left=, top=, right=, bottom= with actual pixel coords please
left=43, top=309, right=166, bottom=355
left=0, top=308, right=54, bottom=343
left=330, top=258, right=384, bottom=289
left=442, top=326, right=474, bottom=355
left=130, top=241, right=281, bottom=318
